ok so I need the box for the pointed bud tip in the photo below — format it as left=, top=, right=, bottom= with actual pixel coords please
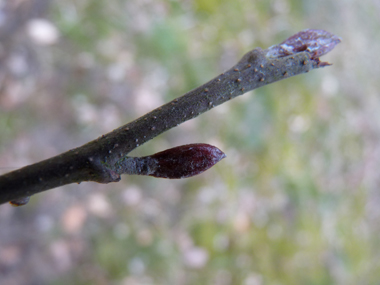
left=149, top=143, right=226, bottom=179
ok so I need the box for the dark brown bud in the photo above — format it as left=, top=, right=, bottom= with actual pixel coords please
left=148, top=143, right=226, bottom=179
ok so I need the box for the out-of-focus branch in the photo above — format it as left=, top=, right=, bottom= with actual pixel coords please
left=0, top=29, right=341, bottom=206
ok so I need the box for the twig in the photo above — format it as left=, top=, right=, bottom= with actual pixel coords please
left=0, top=29, right=341, bottom=206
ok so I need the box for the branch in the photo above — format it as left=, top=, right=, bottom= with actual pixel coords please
left=0, top=29, right=341, bottom=206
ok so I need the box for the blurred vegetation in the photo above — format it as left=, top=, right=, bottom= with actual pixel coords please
left=1, top=0, right=380, bottom=285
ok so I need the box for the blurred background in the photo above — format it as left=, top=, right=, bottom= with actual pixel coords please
left=0, top=0, right=379, bottom=284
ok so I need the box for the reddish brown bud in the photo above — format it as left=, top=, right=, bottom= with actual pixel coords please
left=9, top=196, right=30, bottom=207
left=148, top=143, right=226, bottom=179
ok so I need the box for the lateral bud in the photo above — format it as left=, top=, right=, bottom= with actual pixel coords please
left=147, top=143, right=226, bottom=179
left=9, top=196, right=31, bottom=207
